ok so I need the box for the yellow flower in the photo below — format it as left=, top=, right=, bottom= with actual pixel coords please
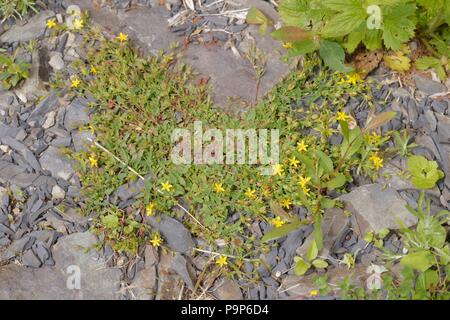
left=88, top=155, right=98, bottom=167
left=146, top=202, right=156, bottom=216
left=297, top=140, right=308, bottom=153
left=161, top=181, right=173, bottom=192
left=70, top=77, right=81, bottom=88
left=271, top=216, right=286, bottom=228
left=73, top=18, right=84, bottom=30
left=282, top=42, right=293, bottom=49
left=298, top=176, right=311, bottom=189
left=336, top=111, right=349, bottom=122
left=272, top=163, right=284, bottom=177
left=150, top=233, right=162, bottom=247
left=346, top=73, right=361, bottom=85
left=302, top=186, right=311, bottom=197
left=310, top=290, right=319, bottom=297
left=369, top=153, right=384, bottom=170
left=289, top=156, right=300, bottom=168
left=244, top=188, right=256, bottom=199
left=90, top=66, right=97, bottom=74
left=282, top=198, right=293, bottom=209
left=213, top=182, right=225, bottom=193
left=367, top=132, right=381, bottom=145
left=46, top=19, right=57, bottom=29
left=216, top=255, right=228, bottom=267
left=116, top=32, right=128, bottom=42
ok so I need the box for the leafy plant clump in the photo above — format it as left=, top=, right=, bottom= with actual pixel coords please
left=407, top=155, right=444, bottom=189
left=69, top=28, right=395, bottom=279
left=264, top=0, right=450, bottom=72
left=0, top=0, right=38, bottom=22
left=0, top=52, right=31, bottom=89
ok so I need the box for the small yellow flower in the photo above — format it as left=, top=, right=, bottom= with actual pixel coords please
left=282, top=42, right=293, bottom=49
left=367, top=132, right=381, bottom=145
left=297, top=140, right=308, bottom=153
left=289, top=156, right=300, bottom=168
left=88, top=155, right=98, bottom=167
left=213, top=182, right=225, bottom=193
left=346, top=73, right=361, bottom=85
left=336, top=111, right=349, bottom=122
left=150, top=233, right=162, bottom=247
left=302, top=186, right=311, bottom=197
left=272, top=163, right=284, bottom=177
left=369, top=153, right=384, bottom=170
left=73, top=18, right=84, bottom=30
left=216, top=255, right=228, bottom=267
left=90, top=66, right=97, bottom=74
left=271, top=216, right=286, bottom=228
left=161, top=181, right=173, bottom=192
left=310, top=290, right=319, bottom=297
left=70, top=77, right=81, bottom=88
left=244, top=188, right=256, bottom=199
left=146, top=202, right=156, bottom=216
left=298, top=176, right=311, bottom=189
left=282, top=198, right=293, bottom=209
left=116, top=32, right=128, bottom=42
left=46, top=19, right=57, bottom=29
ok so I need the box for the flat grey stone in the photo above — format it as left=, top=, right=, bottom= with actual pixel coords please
left=413, top=75, right=448, bottom=95
left=64, top=99, right=90, bottom=131
left=340, top=183, right=418, bottom=234
left=39, top=146, right=74, bottom=180
left=0, top=136, right=41, bottom=172
left=0, top=232, right=122, bottom=299
left=148, top=215, right=195, bottom=255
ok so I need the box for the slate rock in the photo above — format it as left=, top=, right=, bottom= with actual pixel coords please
left=147, top=215, right=195, bottom=255
left=413, top=75, right=447, bottom=95
left=64, top=99, right=90, bottom=131
left=39, top=146, right=74, bottom=180
left=340, top=184, right=418, bottom=234
left=213, top=278, right=243, bottom=300
left=0, top=232, right=121, bottom=299
left=0, top=11, right=55, bottom=43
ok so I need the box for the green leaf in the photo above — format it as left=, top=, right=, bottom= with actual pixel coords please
left=320, top=196, right=336, bottom=209
left=417, top=269, right=439, bottom=291
left=312, top=259, right=329, bottom=269
left=400, top=250, right=434, bottom=272
left=339, top=119, right=349, bottom=142
left=288, top=40, right=318, bottom=56
left=326, top=173, right=346, bottom=190
left=416, top=56, right=447, bottom=81
left=340, top=127, right=363, bottom=158
left=381, top=4, right=416, bottom=50
left=407, top=155, right=444, bottom=189
left=307, top=239, right=319, bottom=261
left=377, top=228, right=390, bottom=239
left=320, top=0, right=366, bottom=38
left=261, top=219, right=303, bottom=242
left=278, top=0, right=311, bottom=27
left=271, top=26, right=313, bottom=42
left=294, top=257, right=311, bottom=275
left=319, top=40, right=353, bottom=72
left=363, top=231, right=374, bottom=243
left=314, top=149, right=334, bottom=175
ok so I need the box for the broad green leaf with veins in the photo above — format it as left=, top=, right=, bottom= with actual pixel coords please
left=381, top=3, right=416, bottom=50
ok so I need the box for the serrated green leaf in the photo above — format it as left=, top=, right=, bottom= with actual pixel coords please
left=382, top=4, right=416, bottom=50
